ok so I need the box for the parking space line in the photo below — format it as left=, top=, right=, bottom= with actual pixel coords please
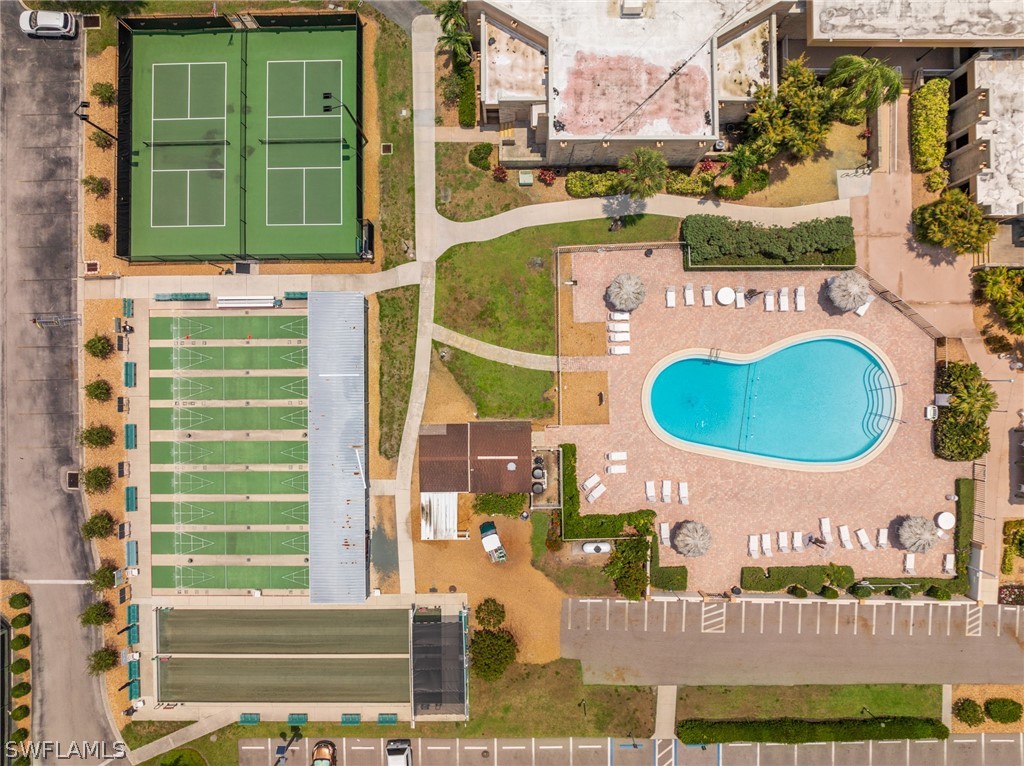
left=760, top=602, right=765, bottom=634
left=779, top=601, right=784, bottom=634
left=929, top=604, right=933, bottom=636
left=868, top=739, right=872, bottom=765
left=569, top=737, right=573, bottom=766
left=891, top=602, right=897, bottom=636
left=741, top=600, right=746, bottom=634
left=797, top=602, right=803, bottom=635
left=624, top=600, right=629, bottom=631
left=998, top=605, right=1002, bottom=637
left=947, top=605, right=952, bottom=637
left=908, top=604, right=914, bottom=636
left=532, top=737, right=535, bottom=764
left=568, top=601, right=573, bottom=631
left=606, top=600, right=610, bottom=631
left=853, top=602, right=858, bottom=636
left=645, top=600, right=649, bottom=631
left=682, top=601, right=687, bottom=632
left=872, top=603, right=878, bottom=635
left=834, top=602, right=840, bottom=634
left=663, top=601, right=668, bottom=632
left=586, top=599, right=590, bottom=629
left=816, top=602, right=821, bottom=635
left=1016, top=606, right=1021, bottom=638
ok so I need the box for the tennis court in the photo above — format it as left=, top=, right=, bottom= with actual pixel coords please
left=149, top=375, right=308, bottom=401
left=151, top=565, right=310, bottom=590
left=150, top=315, right=308, bottom=340
left=150, top=440, right=308, bottom=465
left=149, top=346, right=308, bottom=371
left=151, top=471, right=308, bottom=495
left=150, top=406, right=308, bottom=430
left=151, top=501, right=309, bottom=526
left=151, top=531, right=309, bottom=556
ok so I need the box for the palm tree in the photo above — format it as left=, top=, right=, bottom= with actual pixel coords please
left=606, top=274, right=647, bottom=312
left=439, top=26, right=473, bottom=66
left=672, top=521, right=711, bottom=557
left=827, top=270, right=872, bottom=312
left=618, top=147, right=668, bottom=200
left=824, top=55, right=902, bottom=112
left=980, top=266, right=1015, bottom=305
left=435, top=0, right=467, bottom=33
left=949, top=376, right=998, bottom=424
left=721, top=144, right=761, bottom=182
left=898, top=515, right=940, bottom=553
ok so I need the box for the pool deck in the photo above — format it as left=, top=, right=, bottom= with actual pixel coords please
left=544, top=246, right=965, bottom=592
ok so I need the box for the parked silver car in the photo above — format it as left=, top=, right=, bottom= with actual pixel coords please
left=19, top=11, right=77, bottom=39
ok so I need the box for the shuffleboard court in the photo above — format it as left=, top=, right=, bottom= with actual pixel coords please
left=150, top=441, right=308, bottom=465
left=152, top=565, right=309, bottom=590
left=151, top=501, right=309, bottom=525
left=156, top=609, right=409, bottom=654
left=149, top=345, right=308, bottom=371
left=151, top=531, right=309, bottom=555
left=150, top=470, right=308, bottom=495
left=150, top=406, right=308, bottom=431
left=158, top=657, right=410, bottom=703
left=149, top=375, right=308, bottom=401
left=150, top=315, right=308, bottom=340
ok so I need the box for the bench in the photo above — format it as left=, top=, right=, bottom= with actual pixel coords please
left=284, top=291, right=308, bottom=300
left=377, top=713, right=399, bottom=726
left=125, top=540, right=138, bottom=567
left=127, top=624, right=139, bottom=646
left=127, top=604, right=139, bottom=625
left=124, top=424, right=137, bottom=450
left=341, top=713, right=361, bottom=726
left=125, top=486, right=138, bottom=513
left=128, top=680, right=140, bottom=700
left=122, top=298, right=133, bottom=318
left=127, top=660, right=140, bottom=681
left=117, top=461, right=129, bottom=478
left=239, top=713, right=261, bottom=726
left=117, top=397, right=128, bottom=414
left=154, top=292, right=210, bottom=302
left=287, top=713, right=308, bottom=726
left=123, top=362, right=136, bottom=388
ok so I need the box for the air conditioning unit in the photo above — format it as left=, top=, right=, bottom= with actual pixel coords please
left=621, top=0, right=644, bottom=17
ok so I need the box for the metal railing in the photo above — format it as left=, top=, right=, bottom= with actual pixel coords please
left=972, top=461, right=987, bottom=545
left=855, top=268, right=945, bottom=341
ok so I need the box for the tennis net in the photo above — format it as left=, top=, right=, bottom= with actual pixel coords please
left=258, top=137, right=344, bottom=145
left=144, top=139, right=230, bottom=148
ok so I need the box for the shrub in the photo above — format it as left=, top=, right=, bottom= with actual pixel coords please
left=468, top=143, right=492, bottom=171
left=666, top=170, right=715, bottom=197
left=89, top=563, right=117, bottom=592
left=682, top=215, right=855, bottom=266
left=79, top=601, right=114, bottom=626
left=469, top=629, right=517, bottom=680
left=538, top=168, right=556, bottom=186
left=677, top=718, right=948, bottom=745
left=714, top=170, right=769, bottom=200
left=439, top=70, right=464, bottom=105
left=649, top=540, right=688, bottom=591
left=934, top=362, right=995, bottom=461
left=84, top=334, right=114, bottom=359
left=912, top=189, right=998, bottom=256
left=926, top=585, right=951, bottom=601
left=84, top=379, right=113, bottom=402
left=90, top=130, right=114, bottom=150
left=82, top=175, right=111, bottom=198
left=10, top=705, right=29, bottom=722
left=819, top=585, right=839, bottom=599
left=473, top=493, right=527, bottom=517
left=79, top=424, right=115, bottom=448
left=11, top=614, right=31, bottom=629
left=88, top=223, right=112, bottom=242
left=475, top=597, right=506, bottom=629
left=8, top=592, right=31, bottom=610
left=81, top=511, right=115, bottom=539
left=457, top=64, right=476, bottom=128
left=565, top=171, right=622, bottom=198
left=889, top=585, right=913, bottom=599
left=909, top=78, right=950, bottom=172
left=11, top=682, right=31, bottom=699
left=788, top=585, right=808, bottom=598
left=826, top=562, right=857, bottom=589
left=11, top=634, right=30, bottom=651
left=618, top=147, right=668, bottom=200
left=91, top=81, right=117, bottom=106
left=849, top=584, right=873, bottom=599
left=740, top=566, right=852, bottom=593
left=953, top=698, right=984, bottom=726
left=82, top=466, right=114, bottom=494
left=492, top=165, right=508, bottom=182
left=87, top=647, right=119, bottom=676
left=934, top=410, right=990, bottom=461
left=9, top=729, right=28, bottom=744
left=10, top=658, right=30, bottom=675
left=559, top=444, right=655, bottom=539
left=604, top=533, right=650, bottom=600
left=985, top=698, right=1023, bottom=724
left=925, top=168, right=949, bottom=193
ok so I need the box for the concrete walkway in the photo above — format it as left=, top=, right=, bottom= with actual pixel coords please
left=435, top=125, right=500, bottom=142
left=433, top=324, right=559, bottom=371
left=653, top=685, right=678, bottom=740
left=128, top=710, right=237, bottom=765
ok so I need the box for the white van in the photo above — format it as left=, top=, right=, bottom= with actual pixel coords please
left=19, top=11, right=77, bottom=39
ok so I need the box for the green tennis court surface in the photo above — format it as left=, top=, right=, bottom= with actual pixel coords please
left=150, top=441, right=308, bottom=465
left=149, top=345, right=308, bottom=371
left=151, top=501, right=308, bottom=525
left=149, top=375, right=308, bottom=401
left=150, top=406, right=307, bottom=430
left=150, top=315, right=308, bottom=340
left=157, top=609, right=409, bottom=654
left=158, top=657, right=410, bottom=703
left=150, top=471, right=308, bottom=495
left=152, top=565, right=309, bottom=590
left=152, top=531, right=309, bottom=555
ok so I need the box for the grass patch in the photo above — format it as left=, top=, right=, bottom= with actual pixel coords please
left=121, top=720, right=195, bottom=750
left=377, top=286, right=419, bottom=460
left=678, top=717, right=948, bottom=745
left=436, top=344, right=554, bottom=420
left=530, top=512, right=548, bottom=564
left=145, top=749, right=207, bottom=766
left=541, top=563, right=616, bottom=597
left=435, top=216, right=680, bottom=354
left=650, top=540, right=688, bottom=591
left=677, top=685, right=942, bottom=721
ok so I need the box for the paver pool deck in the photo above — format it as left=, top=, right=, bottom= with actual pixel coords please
left=546, top=246, right=965, bottom=591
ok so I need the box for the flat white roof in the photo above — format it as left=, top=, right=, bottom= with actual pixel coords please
left=811, top=0, right=1024, bottom=43
left=482, top=17, right=547, bottom=103
left=972, top=56, right=1024, bottom=217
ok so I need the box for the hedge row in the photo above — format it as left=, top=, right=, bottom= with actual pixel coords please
left=565, top=171, right=623, bottom=198
left=666, top=170, right=714, bottom=197
left=1002, top=518, right=1024, bottom=575
left=457, top=64, right=476, bottom=128
left=682, top=214, right=856, bottom=267
left=560, top=444, right=654, bottom=539
left=649, top=540, right=688, bottom=591
left=909, top=78, right=950, bottom=172
left=740, top=565, right=853, bottom=593
left=677, top=718, right=949, bottom=745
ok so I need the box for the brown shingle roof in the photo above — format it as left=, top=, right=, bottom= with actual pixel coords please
left=418, top=422, right=532, bottom=494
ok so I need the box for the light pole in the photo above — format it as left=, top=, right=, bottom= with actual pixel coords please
left=74, top=101, right=117, bottom=142
left=322, top=92, right=368, bottom=146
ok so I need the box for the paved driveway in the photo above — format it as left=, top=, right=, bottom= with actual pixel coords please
left=0, top=5, right=115, bottom=760
left=562, top=597, right=1024, bottom=685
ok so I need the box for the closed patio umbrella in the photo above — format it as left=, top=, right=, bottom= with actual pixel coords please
left=828, top=270, right=872, bottom=312
left=607, top=273, right=647, bottom=312
left=672, top=521, right=711, bottom=557
left=898, top=515, right=940, bottom=553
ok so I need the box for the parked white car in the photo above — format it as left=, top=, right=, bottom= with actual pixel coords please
left=582, top=541, right=612, bottom=554
left=19, top=11, right=77, bottom=39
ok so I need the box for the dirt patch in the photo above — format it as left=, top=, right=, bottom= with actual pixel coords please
left=423, top=350, right=478, bottom=425
left=434, top=52, right=479, bottom=128
left=560, top=372, right=610, bottom=426
left=951, top=685, right=1024, bottom=733
left=558, top=255, right=606, bottom=357
left=973, top=299, right=1024, bottom=358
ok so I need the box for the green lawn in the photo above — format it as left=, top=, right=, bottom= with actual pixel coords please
left=437, top=344, right=554, bottom=420
left=121, top=720, right=195, bottom=750
left=676, top=684, right=942, bottom=721
left=435, top=216, right=680, bottom=354
left=377, top=286, right=419, bottom=459
left=529, top=514, right=616, bottom=597
left=144, top=749, right=207, bottom=766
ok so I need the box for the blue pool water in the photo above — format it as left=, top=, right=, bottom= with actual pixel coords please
left=647, top=337, right=896, bottom=464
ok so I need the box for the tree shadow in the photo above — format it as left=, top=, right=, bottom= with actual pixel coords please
left=905, top=221, right=959, bottom=267
left=601, top=195, right=647, bottom=225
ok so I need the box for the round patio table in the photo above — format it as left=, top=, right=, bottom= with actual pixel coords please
left=936, top=511, right=956, bottom=530
left=716, top=286, right=736, bottom=306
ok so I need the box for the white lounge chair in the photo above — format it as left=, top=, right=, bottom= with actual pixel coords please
left=764, top=290, right=776, bottom=312
left=609, top=346, right=630, bottom=355
left=795, top=286, right=806, bottom=312
left=586, top=484, right=607, bottom=504
left=645, top=481, right=656, bottom=502
left=943, top=553, right=955, bottom=575
left=678, top=482, right=689, bottom=505
left=877, top=528, right=889, bottom=548
left=609, top=311, right=630, bottom=321
left=820, top=517, right=833, bottom=545
left=605, top=464, right=627, bottom=475
left=581, top=474, right=601, bottom=492
left=925, top=405, right=939, bottom=421
left=854, top=294, right=876, bottom=317
left=660, top=522, right=670, bottom=546
left=748, top=535, right=760, bottom=559
left=666, top=287, right=676, bottom=308
left=607, top=452, right=627, bottom=461
left=735, top=288, right=745, bottom=309
left=684, top=283, right=695, bottom=306
left=608, top=321, right=630, bottom=332
left=661, top=480, right=672, bottom=503
left=855, top=528, right=875, bottom=551
left=904, top=553, right=916, bottom=575
left=702, top=285, right=713, bottom=307
left=779, top=287, right=790, bottom=312
left=792, top=532, right=805, bottom=552
left=838, top=524, right=853, bottom=549
left=608, top=332, right=630, bottom=342
left=777, top=531, right=790, bottom=553
left=761, top=532, right=773, bottom=557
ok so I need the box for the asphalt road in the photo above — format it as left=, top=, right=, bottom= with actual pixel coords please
left=365, top=0, right=430, bottom=34
left=0, top=4, right=115, bottom=760
left=562, top=597, right=1024, bottom=685
left=239, top=734, right=1024, bottom=766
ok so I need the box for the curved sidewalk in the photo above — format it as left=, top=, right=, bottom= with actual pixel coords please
left=433, top=324, right=558, bottom=371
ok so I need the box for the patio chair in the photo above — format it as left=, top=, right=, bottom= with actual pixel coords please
left=855, top=528, right=875, bottom=551
left=792, top=532, right=805, bottom=552
left=607, top=452, right=627, bottom=461
left=838, top=524, right=853, bottom=549
left=943, top=553, right=955, bottom=575
left=819, top=517, right=833, bottom=544
left=684, top=284, right=695, bottom=306
left=608, top=321, right=630, bottom=332
left=779, top=287, right=790, bottom=312
left=605, top=464, right=627, bottom=474
left=660, top=522, right=670, bottom=546
left=877, top=528, right=889, bottom=548
left=585, top=484, right=607, bottom=503
left=777, top=531, right=790, bottom=553
left=760, top=532, right=773, bottom=557
left=735, top=288, right=745, bottom=309
left=609, top=346, right=631, bottom=355
left=795, top=286, right=806, bottom=312
left=645, top=481, right=656, bottom=502
left=904, top=553, right=916, bottom=575
left=608, top=332, right=631, bottom=342
left=666, top=287, right=676, bottom=308
left=581, top=474, right=601, bottom=492
left=702, top=285, right=713, bottom=307
left=661, top=480, right=672, bottom=503
left=609, top=311, right=630, bottom=321
left=678, top=481, right=689, bottom=505
left=924, top=405, right=939, bottom=421
left=764, top=290, right=776, bottom=312
left=854, top=294, right=876, bottom=317
left=748, top=535, right=760, bottom=560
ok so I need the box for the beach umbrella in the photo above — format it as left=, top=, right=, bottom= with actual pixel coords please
left=828, top=270, right=872, bottom=312
left=672, top=521, right=711, bottom=557
left=606, top=273, right=647, bottom=312
left=898, top=515, right=940, bottom=553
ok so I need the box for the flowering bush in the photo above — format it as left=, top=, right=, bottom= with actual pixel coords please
left=492, top=165, right=508, bottom=182
left=538, top=168, right=556, bottom=186
left=1000, top=584, right=1024, bottom=605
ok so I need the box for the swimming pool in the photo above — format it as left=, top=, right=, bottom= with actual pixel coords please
left=642, top=334, right=900, bottom=469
